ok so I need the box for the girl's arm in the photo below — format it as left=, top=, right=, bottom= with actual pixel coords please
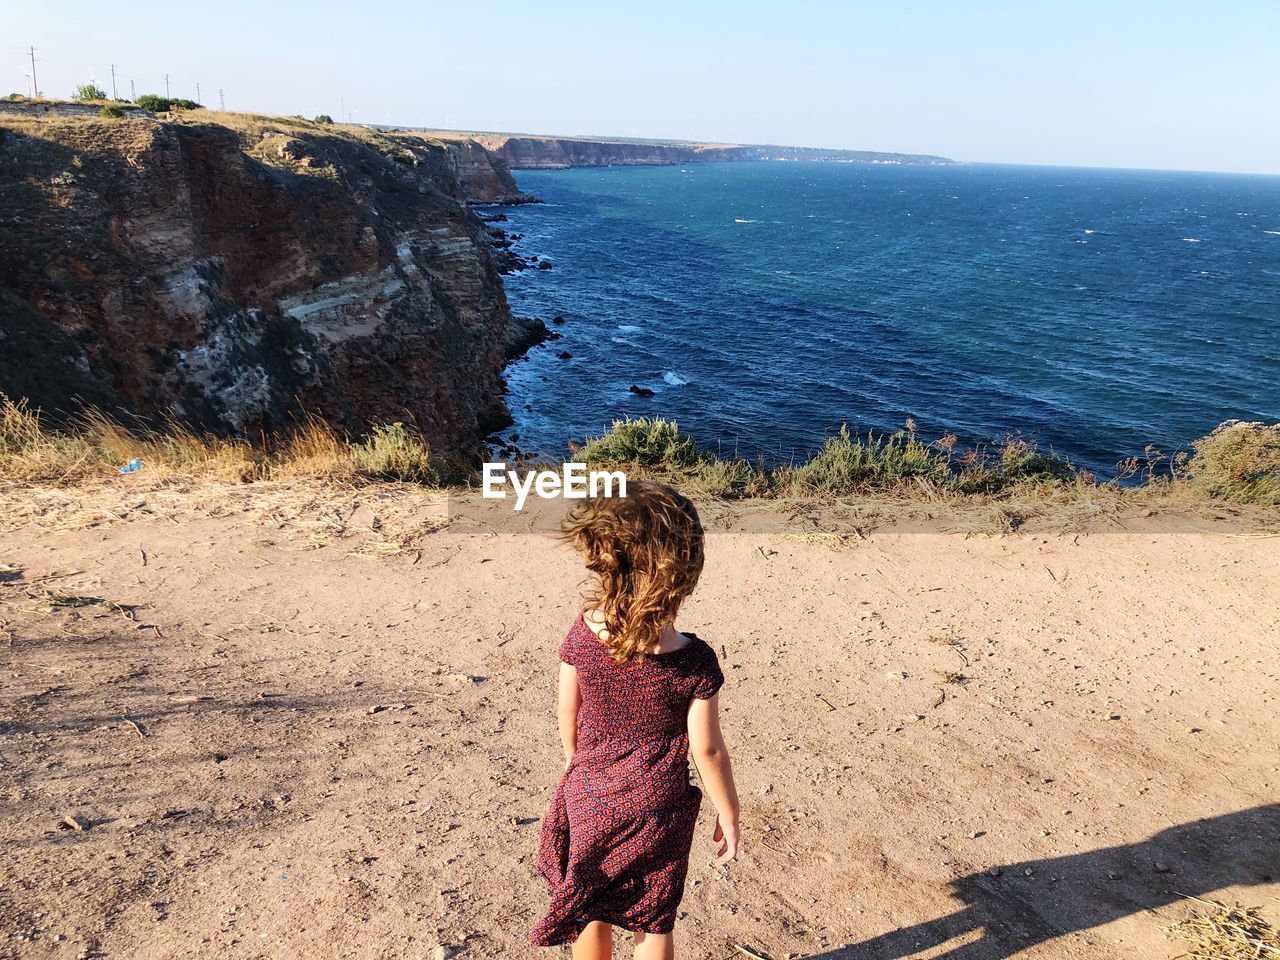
left=557, top=662, right=581, bottom=767
left=687, top=693, right=741, bottom=865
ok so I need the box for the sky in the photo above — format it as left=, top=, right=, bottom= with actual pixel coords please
left=5, top=1, right=1279, bottom=175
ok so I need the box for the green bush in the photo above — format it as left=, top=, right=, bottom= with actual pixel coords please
left=352, top=422, right=438, bottom=484
left=72, top=83, right=107, bottom=102
left=785, top=425, right=952, bottom=494
left=577, top=417, right=702, bottom=468
left=996, top=437, right=1078, bottom=483
left=135, top=94, right=170, bottom=112
left=693, top=456, right=760, bottom=498
left=314, top=114, right=334, bottom=124
left=1187, top=420, right=1280, bottom=505
left=134, top=94, right=199, bottom=112
left=99, top=104, right=125, bottom=119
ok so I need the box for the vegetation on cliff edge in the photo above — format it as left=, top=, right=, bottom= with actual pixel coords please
left=5, top=400, right=1277, bottom=511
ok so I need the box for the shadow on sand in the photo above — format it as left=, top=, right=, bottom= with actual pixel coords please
left=805, top=804, right=1278, bottom=959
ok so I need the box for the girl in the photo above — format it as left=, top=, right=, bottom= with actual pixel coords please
left=530, top=481, right=741, bottom=959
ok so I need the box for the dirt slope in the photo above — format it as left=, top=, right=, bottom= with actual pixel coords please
left=1, top=481, right=1276, bottom=959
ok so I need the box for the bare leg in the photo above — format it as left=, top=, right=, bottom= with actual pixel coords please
left=572, top=921, right=613, bottom=960
left=633, top=931, right=674, bottom=960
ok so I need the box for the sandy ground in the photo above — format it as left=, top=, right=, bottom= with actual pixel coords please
left=1, top=480, right=1277, bottom=960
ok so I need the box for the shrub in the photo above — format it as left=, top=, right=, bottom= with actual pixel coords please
left=995, top=436, right=1079, bottom=483
left=99, top=105, right=125, bottom=119
left=314, top=114, right=334, bottom=124
left=785, top=424, right=951, bottom=495
left=170, top=98, right=202, bottom=110
left=1187, top=420, right=1280, bottom=505
left=351, top=422, right=438, bottom=484
left=135, top=94, right=171, bottom=112
left=577, top=417, right=702, bottom=468
left=4, top=93, right=25, bottom=102
left=72, top=83, right=107, bottom=102
left=692, top=456, right=761, bottom=498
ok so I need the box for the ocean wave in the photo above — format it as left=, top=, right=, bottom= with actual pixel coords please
left=1265, top=230, right=1280, bottom=236
left=734, top=218, right=756, bottom=223
left=1181, top=237, right=1203, bottom=243
left=663, top=371, right=689, bottom=387
left=617, top=324, right=643, bottom=333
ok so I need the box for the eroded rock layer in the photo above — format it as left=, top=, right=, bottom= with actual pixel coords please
left=0, top=112, right=539, bottom=452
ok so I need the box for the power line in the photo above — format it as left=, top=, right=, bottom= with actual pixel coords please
left=130, top=79, right=136, bottom=101
left=28, top=46, right=38, bottom=99
left=164, top=73, right=170, bottom=98
left=110, top=63, right=118, bottom=100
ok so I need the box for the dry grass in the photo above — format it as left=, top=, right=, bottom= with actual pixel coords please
left=1188, top=421, right=1280, bottom=506
left=3, top=400, right=1279, bottom=539
left=0, top=398, right=439, bottom=488
left=82, top=410, right=258, bottom=482
left=1169, top=897, right=1280, bottom=959
left=269, top=416, right=359, bottom=480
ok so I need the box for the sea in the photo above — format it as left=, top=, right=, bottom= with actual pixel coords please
left=496, top=161, right=1280, bottom=476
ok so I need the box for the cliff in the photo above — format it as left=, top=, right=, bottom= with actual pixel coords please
left=442, top=137, right=537, bottom=204
left=468, top=133, right=953, bottom=169
left=0, top=111, right=544, bottom=453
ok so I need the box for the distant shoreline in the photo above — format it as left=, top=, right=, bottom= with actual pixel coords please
left=378, top=124, right=956, bottom=170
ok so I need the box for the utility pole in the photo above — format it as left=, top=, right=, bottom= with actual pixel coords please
left=28, top=46, right=38, bottom=99
left=219, top=88, right=225, bottom=111
left=196, top=82, right=201, bottom=105
left=110, top=64, right=118, bottom=100
left=165, top=74, right=170, bottom=98
left=130, top=79, right=136, bottom=102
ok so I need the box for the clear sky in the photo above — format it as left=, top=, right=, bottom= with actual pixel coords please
left=5, top=1, right=1279, bottom=174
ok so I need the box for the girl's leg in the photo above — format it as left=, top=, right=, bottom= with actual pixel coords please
left=572, top=921, right=613, bottom=960
left=632, top=931, right=674, bottom=960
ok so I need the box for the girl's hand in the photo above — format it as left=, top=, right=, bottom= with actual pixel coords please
left=712, top=814, right=740, bottom=865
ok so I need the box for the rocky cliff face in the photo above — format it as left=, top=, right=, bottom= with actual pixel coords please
left=472, top=134, right=953, bottom=169
left=0, top=113, right=543, bottom=452
left=472, top=135, right=738, bottom=169
left=443, top=138, right=537, bottom=204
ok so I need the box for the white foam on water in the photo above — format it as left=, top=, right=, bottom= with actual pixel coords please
left=1181, top=237, right=1203, bottom=243
left=617, top=325, right=643, bottom=333
left=1264, top=230, right=1280, bottom=236
left=663, top=371, right=689, bottom=387
left=734, top=218, right=756, bottom=223
left=1083, top=229, right=1096, bottom=234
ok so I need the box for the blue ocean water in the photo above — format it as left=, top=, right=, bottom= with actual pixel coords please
left=497, top=162, right=1280, bottom=475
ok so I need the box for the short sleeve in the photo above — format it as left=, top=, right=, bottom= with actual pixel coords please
left=558, top=622, right=578, bottom=666
left=691, top=641, right=724, bottom=700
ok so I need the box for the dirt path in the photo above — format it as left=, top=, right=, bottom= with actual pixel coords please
left=1, top=482, right=1277, bottom=959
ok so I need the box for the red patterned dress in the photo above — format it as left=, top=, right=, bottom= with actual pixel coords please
left=530, top=615, right=725, bottom=946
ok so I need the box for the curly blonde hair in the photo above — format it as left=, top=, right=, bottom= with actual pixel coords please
left=561, top=480, right=704, bottom=663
